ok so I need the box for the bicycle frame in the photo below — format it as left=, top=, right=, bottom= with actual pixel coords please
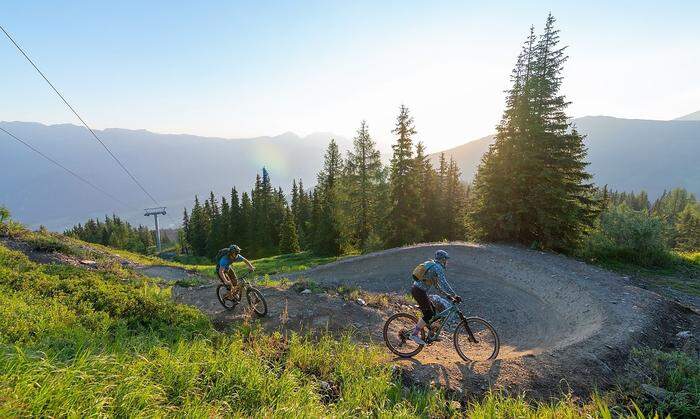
left=425, top=302, right=474, bottom=343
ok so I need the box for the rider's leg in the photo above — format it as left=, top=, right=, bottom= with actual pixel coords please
left=219, top=268, right=238, bottom=299
left=218, top=267, right=232, bottom=287
left=413, top=318, right=427, bottom=334
left=410, top=286, right=433, bottom=345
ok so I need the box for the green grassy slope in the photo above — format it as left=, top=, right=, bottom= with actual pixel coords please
left=0, top=245, right=452, bottom=417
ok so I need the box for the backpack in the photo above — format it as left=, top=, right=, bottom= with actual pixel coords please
left=412, top=260, right=437, bottom=287
left=214, top=248, right=229, bottom=264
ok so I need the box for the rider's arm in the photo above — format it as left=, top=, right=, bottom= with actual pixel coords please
left=435, top=266, right=456, bottom=297
left=240, top=255, right=255, bottom=271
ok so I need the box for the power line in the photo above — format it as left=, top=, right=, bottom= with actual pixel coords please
left=1, top=24, right=160, bottom=206
left=0, top=126, right=133, bottom=210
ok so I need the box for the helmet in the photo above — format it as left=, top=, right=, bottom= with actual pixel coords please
left=435, top=250, right=450, bottom=261
left=228, top=244, right=242, bottom=254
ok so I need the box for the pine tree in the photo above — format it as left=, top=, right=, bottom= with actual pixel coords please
left=312, top=140, right=343, bottom=255
left=297, top=179, right=312, bottom=247
left=468, top=16, right=597, bottom=250
left=182, top=208, right=191, bottom=254
left=240, top=192, right=254, bottom=255
left=219, top=195, right=230, bottom=249
left=205, top=192, right=221, bottom=257
left=229, top=187, right=241, bottom=245
left=413, top=141, right=438, bottom=241
left=445, top=157, right=467, bottom=239
left=386, top=105, right=422, bottom=247
left=188, top=196, right=209, bottom=256
left=345, top=121, right=383, bottom=249
left=279, top=207, right=301, bottom=253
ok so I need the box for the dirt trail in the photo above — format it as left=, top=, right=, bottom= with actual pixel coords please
left=143, top=243, right=695, bottom=399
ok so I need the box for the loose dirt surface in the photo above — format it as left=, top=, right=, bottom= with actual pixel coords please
left=162, top=242, right=698, bottom=399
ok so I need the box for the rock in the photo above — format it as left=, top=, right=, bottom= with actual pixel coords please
left=79, top=260, right=97, bottom=267
left=300, top=289, right=312, bottom=294
left=641, top=384, right=669, bottom=401
left=318, top=380, right=332, bottom=392
left=356, top=298, right=367, bottom=306
left=676, top=330, right=692, bottom=339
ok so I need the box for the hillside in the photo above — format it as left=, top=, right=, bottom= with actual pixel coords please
left=676, top=110, right=700, bottom=121
left=430, top=116, right=700, bottom=197
left=0, top=121, right=348, bottom=230
left=2, top=216, right=699, bottom=416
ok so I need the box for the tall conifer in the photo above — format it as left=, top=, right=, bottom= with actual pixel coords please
left=386, top=105, right=422, bottom=247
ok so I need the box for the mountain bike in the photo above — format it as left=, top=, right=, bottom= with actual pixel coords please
left=216, top=270, right=268, bottom=317
left=383, top=296, right=499, bottom=362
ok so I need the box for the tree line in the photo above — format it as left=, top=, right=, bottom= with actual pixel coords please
left=66, top=215, right=170, bottom=254
left=181, top=113, right=468, bottom=259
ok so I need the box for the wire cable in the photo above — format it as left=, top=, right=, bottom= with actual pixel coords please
left=1, top=24, right=160, bottom=206
left=1, top=126, right=133, bottom=210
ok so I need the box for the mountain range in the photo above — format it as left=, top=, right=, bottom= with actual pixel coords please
left=0, top=121, right=347, bottom=230
left=430, top=114, right=700, bottom=199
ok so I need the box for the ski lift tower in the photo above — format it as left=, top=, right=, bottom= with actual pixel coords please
left=144, top=207, right=167, bottom=253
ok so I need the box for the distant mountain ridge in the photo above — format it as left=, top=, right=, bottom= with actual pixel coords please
left=675, top=110, right=700, bottom=121
left=430, top=115, right=700, bottom=198
left=0, top=121, right=348, bottom=230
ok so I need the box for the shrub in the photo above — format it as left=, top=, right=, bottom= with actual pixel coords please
left=616, top=348, right=700, bottom=418
left=0, top=206, right=9, bottom=223
left=578, top=204, right=673, bottom=267
left=675, top=203, right=700, bottom=252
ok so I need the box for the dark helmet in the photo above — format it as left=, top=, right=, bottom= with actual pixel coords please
left=435, top=250, right=450, bottom=261
left=228, top=244, right=242, bottom=254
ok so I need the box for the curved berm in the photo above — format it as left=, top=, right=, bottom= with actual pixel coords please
left=282, top=242, right=691, bottom=398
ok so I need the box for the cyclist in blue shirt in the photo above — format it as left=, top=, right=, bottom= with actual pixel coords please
left=217, top=244, right=255, bottom=299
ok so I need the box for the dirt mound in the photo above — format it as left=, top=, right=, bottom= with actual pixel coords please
left=274, top=242, right=693, bottom=397
left=107, top=242, right=695, bottom=399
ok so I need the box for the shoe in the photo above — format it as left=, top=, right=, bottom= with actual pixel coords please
left=410, top=333, right=427, bottom=346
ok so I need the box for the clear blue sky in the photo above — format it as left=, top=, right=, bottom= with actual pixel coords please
left=2, top=0, right=698, bottom=152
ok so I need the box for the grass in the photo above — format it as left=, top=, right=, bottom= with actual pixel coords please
left=179, top=251, right=349, bottom=280
left=584, top=250, right=700, bottom=297
left=0, top=244, right=453, bottom=417
left=614, top=348, right=700, bottom=418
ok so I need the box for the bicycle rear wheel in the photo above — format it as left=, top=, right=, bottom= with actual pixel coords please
left=453, top=317, right=499, bottom=362
left=383, top=313, right=426, bottom=358
left=245, top=288, right=268, bottom=317
left=216, top=284, right=237, bottom=311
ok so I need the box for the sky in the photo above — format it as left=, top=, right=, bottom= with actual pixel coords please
left=2, top=0, right=699, bottom=153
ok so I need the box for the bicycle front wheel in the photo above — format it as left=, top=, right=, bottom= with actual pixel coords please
left=245, top=288, right=268, bottom=317
left=453, top=317, right=499, bottom=362
left=383, top=313, right=425, bottom=358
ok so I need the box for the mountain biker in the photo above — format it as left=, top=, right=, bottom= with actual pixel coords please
left=410, top=250, right=461, bottom=345
left=217, top=244, right=255, bottom=299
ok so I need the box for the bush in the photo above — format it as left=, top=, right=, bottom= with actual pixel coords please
left=578, top=204, right=673, bottom=267
left=0, top=206, right=25, bottom=238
